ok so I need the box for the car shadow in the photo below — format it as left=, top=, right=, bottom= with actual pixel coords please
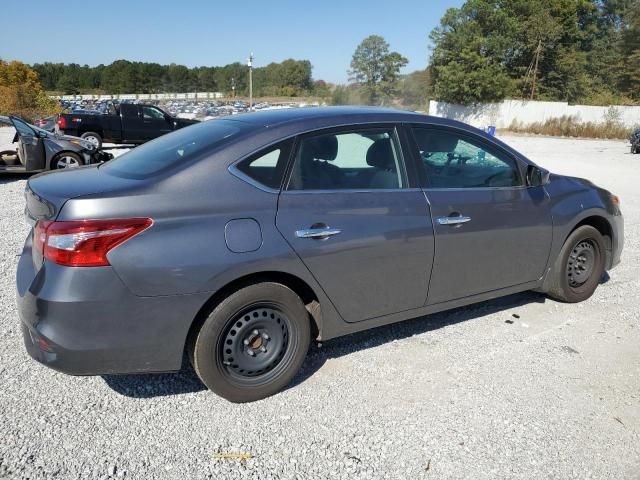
left=287, top=290, right=547, bottom=391
left=102, top=358, right=207, bottom=398
left=102, top=290, right=547, bottom=399
left=0, top=172, right=32, bottom=184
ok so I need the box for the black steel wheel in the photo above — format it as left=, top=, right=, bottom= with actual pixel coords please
left=193, top=282, right=311, bottom=402
left=219, top=305, right=292, bottom=382
left=547, top=225, right=606, bottom=303
left=566, top=240, right=597, bottom=288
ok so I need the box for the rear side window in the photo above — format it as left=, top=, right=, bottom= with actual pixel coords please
left=287, top=128, right=406, bottom=190
left=412, top=127, right=522, bottom=189
left=120, top=104, right=139, bottom=118
left=235, top=140, right=293, bottom=190
left=102, top=120, right=251, bottom=178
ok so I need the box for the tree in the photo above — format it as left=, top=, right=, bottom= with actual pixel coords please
left=429, top=0, right=517, bottom=104
left=428, top=0, right=640, bottom=105
left=349, top=35, right=408, bottom=104
left=400, top=68, right=432, bottom=109
left=0, top=60, right=59, bottom=120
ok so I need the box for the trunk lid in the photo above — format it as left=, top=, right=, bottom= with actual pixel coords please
left=24, top=165, right=140, bottom=223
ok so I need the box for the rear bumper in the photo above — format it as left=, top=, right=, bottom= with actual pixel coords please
left=17, top=236, right=208, bottom=376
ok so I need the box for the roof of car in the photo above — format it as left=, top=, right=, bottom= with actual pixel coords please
left=226, top=106, right=428, bottom=127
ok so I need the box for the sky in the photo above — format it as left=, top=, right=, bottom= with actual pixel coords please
left=1, top=0, right=463, bottom=84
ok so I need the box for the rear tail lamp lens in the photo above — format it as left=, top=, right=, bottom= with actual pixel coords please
left=33, top=218, right=152, bottom=267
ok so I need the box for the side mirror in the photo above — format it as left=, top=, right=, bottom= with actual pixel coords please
left=36, top=130, right=48, bottom=139
left=526, top=165, right=550, bottom=187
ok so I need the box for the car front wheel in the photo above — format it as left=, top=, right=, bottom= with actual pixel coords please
left=192, top=282, right=311, bottom=403
left=51, top=152, right=83, bottom=169
left=547, top=225, right=606, bottom=303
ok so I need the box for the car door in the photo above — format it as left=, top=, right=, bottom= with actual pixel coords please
left=141, top=106, right=172, bottom=141
left=409, top=125, right=553, bottom=305
left=10, top=117, right=45, bottom=171
left=119, top=104, right=145, bottom=142
left=276, top=125, right=435, bottom=323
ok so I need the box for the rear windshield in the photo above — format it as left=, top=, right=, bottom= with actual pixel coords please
left=102, top=120, right=253, bottom=178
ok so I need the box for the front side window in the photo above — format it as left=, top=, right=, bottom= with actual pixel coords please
left=287, top=128, right=406, bottom=190
left=412, top=128, right=522, bottom=189
left=143, top=106, right=166, bottom=120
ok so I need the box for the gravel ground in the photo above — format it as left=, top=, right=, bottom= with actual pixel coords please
left=0, top=130, right=639, bottom=479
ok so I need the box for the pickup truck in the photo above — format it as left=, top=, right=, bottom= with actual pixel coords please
left=56, top=104, right=199, bottom=148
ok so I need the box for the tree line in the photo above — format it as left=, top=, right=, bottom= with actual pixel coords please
left=32, top=58, right=319, bottom=97
left=429, top=0, right=640, bottom=105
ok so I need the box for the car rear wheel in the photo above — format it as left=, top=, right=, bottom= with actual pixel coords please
left=192, top=282, right=311, bottom=403
left=547, top=225, right=606, bottom=303
left=80, top=132, right=103, bottom=149
left=51, top=152, right=83, bottom=170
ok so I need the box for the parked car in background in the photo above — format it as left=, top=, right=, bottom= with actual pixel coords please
left=0, top=116, right=112, bottom=172
left=32, top=116, right=57, bottom=132
left=18, top=107, right=623, bottom=402
left=56, top=103, right=199, bottom=148
left=630, top=128, right=640, bottom=154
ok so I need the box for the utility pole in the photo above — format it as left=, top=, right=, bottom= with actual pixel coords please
left=531, top=39, right=542, bottom=100
left=231, top=77, right=236, bottom=98
left=248, top=52, right=253, bottom=111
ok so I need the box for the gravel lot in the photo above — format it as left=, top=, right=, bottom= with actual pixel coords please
left=1, top=129, right=639, bottom=479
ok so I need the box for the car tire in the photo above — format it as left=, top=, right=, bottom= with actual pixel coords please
left=80, top=131, right=103, bottom=149
left=547, top=225, right=606, bottom=303
left=0, top=150, right=18, bottom=163
left=192, top=282, right=311, bottom=403
left=51, top=152, right=83, bottom=170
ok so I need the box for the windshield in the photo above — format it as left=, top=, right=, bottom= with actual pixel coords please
left=102, top=119, right=254, bottom=178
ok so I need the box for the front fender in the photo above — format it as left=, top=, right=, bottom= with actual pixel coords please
left=540, top=175, right=622, bottom=290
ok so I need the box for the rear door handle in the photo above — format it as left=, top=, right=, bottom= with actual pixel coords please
left=437, top=215, right=471, bottom=225
left=295, top=227, right=342, bottom=239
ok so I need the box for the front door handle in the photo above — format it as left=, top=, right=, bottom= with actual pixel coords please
left=295, top=227, right=342, bottom=239
left=437, top=215, right=471, bottom=225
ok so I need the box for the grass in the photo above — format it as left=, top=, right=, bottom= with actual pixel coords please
left=504, top=115, right=634, bottom=140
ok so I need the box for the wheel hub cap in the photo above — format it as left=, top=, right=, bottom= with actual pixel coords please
left=221, top=307, right=289, bottom=378
left=57, top=156, right=80, bottom=169
left=567, top=240, right=595, bottom=287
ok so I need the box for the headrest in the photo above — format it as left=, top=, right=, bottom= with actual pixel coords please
left=302, top=135, right=338, bottom=161
left=366, top=138, right=395, bottom=169
left=416, top=131, right=459, bottom=152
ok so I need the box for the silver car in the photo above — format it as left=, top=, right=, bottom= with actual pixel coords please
left=0, top=116, right=111, bottom=173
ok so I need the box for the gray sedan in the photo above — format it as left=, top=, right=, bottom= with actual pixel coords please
left=0, top=116, right=110, bottom=172
left=17, top=107, right=623, bottom=402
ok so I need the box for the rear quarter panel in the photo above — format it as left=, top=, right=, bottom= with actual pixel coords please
left=58, top=147, right=342, bottom=337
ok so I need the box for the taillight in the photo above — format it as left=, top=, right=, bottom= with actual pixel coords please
left=33, top=218, right=152, bottom=267
left=57, top=116, right=66, bottom=129
left=33, top=219, right=51, bottom=259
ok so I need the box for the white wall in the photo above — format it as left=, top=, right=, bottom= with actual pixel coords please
left=428, top=99, right=640, bottom=128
